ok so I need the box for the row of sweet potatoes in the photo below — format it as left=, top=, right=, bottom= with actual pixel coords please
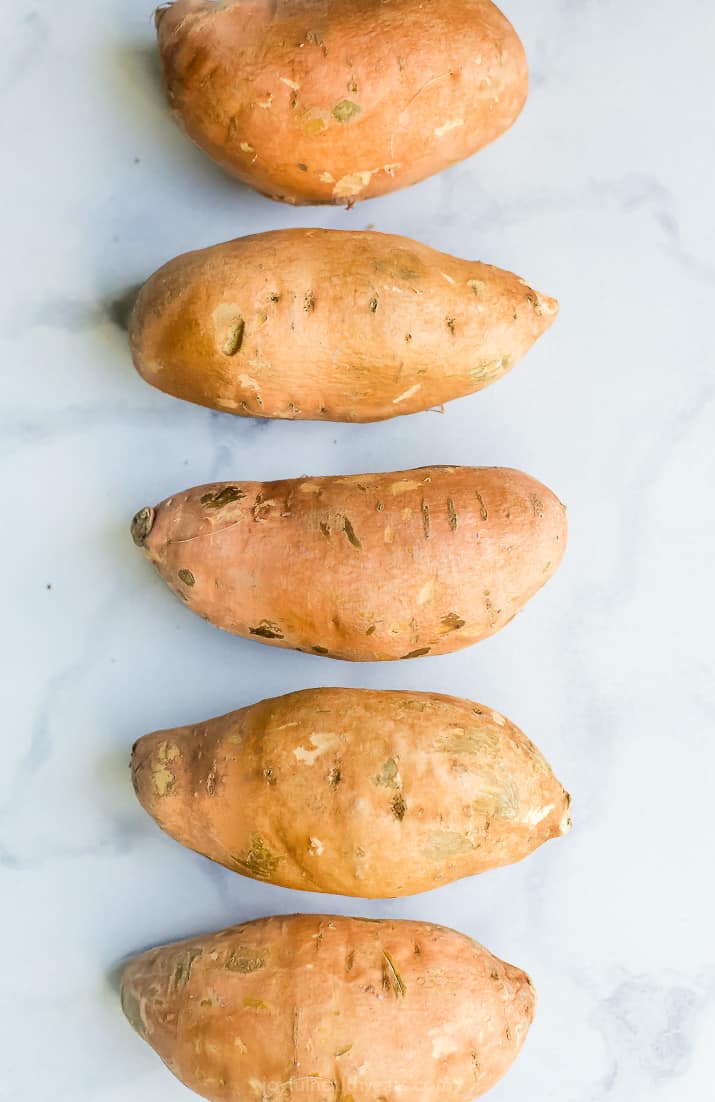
left=121, top=3, right=566, bottom=1100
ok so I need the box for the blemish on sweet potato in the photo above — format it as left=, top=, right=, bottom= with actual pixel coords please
left=178, top=568, right=195, bottom=587
left=152, top=741, right=180, bottom=797
left=252, top=494, right=276, bottom=522
left=250, top=620, right=284, bottom=639
left=435, top=726, right=499, bottom=754
left=447, top=499, right=458, bottom=530
left=333, top=171, right=372, bottom=200
left=226, top=948, right=267, bottom=973
left=312, top=645, right=329, bottom=655
left=475, top=491, right=488, bottom=521
left=376, top=758, right=400, bottom=789
left=393, top=383, right=421, bottom=405
left=369, top=296, right=379, bottom=313
left=530, top=494, right=544, bottom=518
left=342, top=516, right=362, bottom=549
left=421, top=501, right=431, bottom=539
left=382, top=951, right=406, bottom=998
left=403, top=647, right=430, bottom=658
left=392, top=793, right=407, bottom=820
left=304, top=291, right=315, bottom=313
left=423, top=831, right=475, bottom=859
left=440, top=612, right=465, bottom=633
left=234, top=835, right=280, bottom=879
left=173, top=948, right=202, bottom=990
left=332, top=99, right=361, bottom=123
left=201, top=486, right=246, bottom=509
left=473, top=778, right=519, bottom=820
left=223, top=317, right=245, bottom=356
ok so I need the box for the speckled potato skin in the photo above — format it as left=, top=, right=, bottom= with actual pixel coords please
left=129, top=229, right=558, bottom=423
left=156, top=0, right=528, bottom=205
left=131, top=466, right=567, bottom=661
left=121, top=914, right=536, bottom=1101
left=132, top=687, right=571, bottom=897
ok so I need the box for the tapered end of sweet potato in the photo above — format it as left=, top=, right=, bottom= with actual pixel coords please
left=130, top=729, right=205, bottom=859
left=558, top=791, right=573, bottom=835
left=131, top=507, right=155, bottom=548
left=155, top=0, right=206, bottom=39
left=120, top=943, right=184, bottom=1058
left=536, top=291, right=559, bottom=326
left=131, top=731, right=182, bottom=819
left=120, top=963, right=149, bottom=1040
left=504, top=961, right=538, bottom=1031
left=154, top=3, right=171, bottom=31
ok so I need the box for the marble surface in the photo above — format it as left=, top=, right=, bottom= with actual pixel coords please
left=2, top=1, right=715, bottom=1098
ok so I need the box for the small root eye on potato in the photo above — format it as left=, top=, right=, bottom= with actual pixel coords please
left=121, top=914, right=536, bottom=1101
left=131, top=465, right=567, bottom=661
left=155, top=0, right=528, bottom=204
left=129, top=228, right=557, bottom=423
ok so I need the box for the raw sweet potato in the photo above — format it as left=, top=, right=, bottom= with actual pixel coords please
left=155, top=0, right=528, bottom=205
left=132, top=687, right=571, bottom=897
left=129, top=228, right=558, bottom=422
left=131, top=466, right=567, bottom=661
left=121, top=914, right=536, bottom=1100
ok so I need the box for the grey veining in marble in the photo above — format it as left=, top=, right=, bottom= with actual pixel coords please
left=2, top=1, right=714, bottom=1098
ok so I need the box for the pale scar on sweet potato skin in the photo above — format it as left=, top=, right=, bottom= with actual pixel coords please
left=155, top=0, right=528, bottom=205
left=129, top=228, right=558, bottom=423
left=121, top=914, right=536, bottom=1101
left=131, top=686, right=571, bottom=897
left=131, top=466, right=567, bottom=661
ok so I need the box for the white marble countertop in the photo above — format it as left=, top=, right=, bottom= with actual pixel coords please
left=3, top=1, right=714, bottom=1098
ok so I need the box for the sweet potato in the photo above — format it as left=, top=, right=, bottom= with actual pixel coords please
left=132, top=687, right=571, bottom=897
left=121, top=914, right=535, bottom=1100
left=129, top=228, right=558, bottom=422
left=131, top=466, right=567, bottom=661
left=155, top=0, right=528, bottom=205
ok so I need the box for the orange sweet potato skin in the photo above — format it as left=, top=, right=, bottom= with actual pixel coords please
left=129, top=229, right=557, bottom=423
left=132, top=687, right=571, bottom=897
left=131, top=466, right=567, bottom=661
left=156, top=0, right=528, bottom=206
left=121, top=914, right=536, bottom=1101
